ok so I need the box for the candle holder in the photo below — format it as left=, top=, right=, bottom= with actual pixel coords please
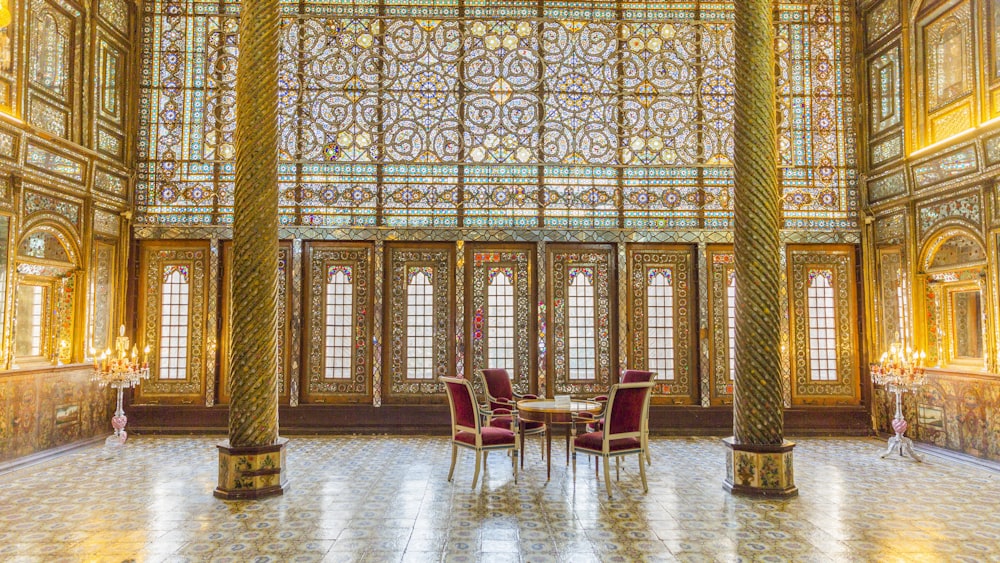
left=92, top=325, right=150, bottom=447
left=871, top=343, right=926, bottom=462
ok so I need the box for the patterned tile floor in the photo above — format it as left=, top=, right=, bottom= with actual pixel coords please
left=1, top=435, right=999, bottom=562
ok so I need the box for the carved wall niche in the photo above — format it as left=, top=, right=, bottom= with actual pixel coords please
left=10, top=223, right=79, bottom=368
left=919, top=228, right=991, bottom=371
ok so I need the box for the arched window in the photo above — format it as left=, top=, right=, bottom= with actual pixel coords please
left=406, top=267, right=434, bottom=380
left=645, top=268, right=675, bottom=380
left=323, top=266, right=354, bottom=379
left=567, top=267, right=596, bottom=381
left=486, top=267, right=515, bottom=373
left=807, top=269, right=838, bottom=381
left=158, top=265, right=190, bottom=380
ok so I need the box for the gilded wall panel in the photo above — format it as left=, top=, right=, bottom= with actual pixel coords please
left=26, top=0, right=82, bottom=142
left=706, top=247, right=734, bottom=405
left=626, top=245, right=696, bottom=404
left=865, top=0, right=899, bottom=46
left=912, top=145, right=978, bottom=188
left=991, top=0, right=1000, bottom=83
left=24, top=143, right=84, bottom=185
left=0, top=368, right=112, bottom=464
left=985, top=132, right=1000, bottom=167
left=874, top=211, right=906, bottom=245
left=303, top=243, right=373, bottom=403
left=876, top=248, right=908, bottom=352
left=788, top=247, right=859, bottom=404
left=136, top=244, right=208, bottom=403
left=87, top=242, right=114, bottom=353
left=868, top=46, right=901, bottom=137
left=22, top=188, right=81, bottom=229
left=547, top=245, right=615, bottom=396
left=465, top=244, right=535, bottom=396
left=916, top=192, right=982, bottom=241
left=868, top=169, right=906, bottom=202
left=384, top=244, right=453, bottom=401
left=870, top=133, right=903, bottom=168
left=923, top=0, right=973, bottom=113
left=0, top=128, right=19, bottom=161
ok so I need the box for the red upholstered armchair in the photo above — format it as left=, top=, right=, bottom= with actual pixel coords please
left=442, top=376, right=519, bottom=488
left=579, top=369, right=655, bottom=464
left=572, top=380, right=654, bottom=498
left=479, top=368, right=546, bottom=458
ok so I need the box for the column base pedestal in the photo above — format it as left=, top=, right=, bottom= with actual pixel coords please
left=215, top=437, right=289, bottom=500
left=722, top=437, right=797, bottom=497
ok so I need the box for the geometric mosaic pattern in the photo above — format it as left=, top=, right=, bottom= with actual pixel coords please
left=2, top=436, right=999, bottom=561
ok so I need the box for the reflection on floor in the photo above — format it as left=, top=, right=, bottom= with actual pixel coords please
left=1, top=435, right=999, bottom=562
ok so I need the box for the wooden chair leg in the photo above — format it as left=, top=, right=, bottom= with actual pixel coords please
left=513, top=449, right=518, bottom=484
left=639, top=451, right=648, bottom=492
left=603, top=456, right=613, bottom=498
left=472, top=450, right=482, bottom=489
left=448, top=443, right=457, bottom=482
left=615, top=456, right=621, bottom=481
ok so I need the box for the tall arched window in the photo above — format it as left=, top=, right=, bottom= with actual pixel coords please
left=567, top=267, right=596, bottom=381
left=645, top=268, right=674, bottom=380
left=807, top=269, right=838, bottom=381
left=486, top=267, right=515, bottom=373
left=406, top=267, right=434, bottom=380
left=324, top=266, right=354, bottom=379
left=158, top=265, right=190, bottom=380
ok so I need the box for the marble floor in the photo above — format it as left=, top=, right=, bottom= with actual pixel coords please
left=1, top=435, right=999, bottom=562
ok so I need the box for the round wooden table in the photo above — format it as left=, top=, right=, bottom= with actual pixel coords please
left=516, top=399, right=603, bottom=480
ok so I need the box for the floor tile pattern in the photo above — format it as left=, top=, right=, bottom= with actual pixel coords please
left=1, top=435, right=999, bottom=562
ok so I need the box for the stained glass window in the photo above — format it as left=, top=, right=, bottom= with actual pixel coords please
left=159, top=265, right=190, bottom=380
left=406, top=267, right=434, bottom=380
left=324, top=266, right=354, bottom=379
left=567, top=267, right=595, bottom=381
left=645, top=268, right=674, bottom=380
left=137, top=0, right=857, bottom=230
left=487, top=268, right=515, bottom=373
left=807, top=269, right=837, bottom=381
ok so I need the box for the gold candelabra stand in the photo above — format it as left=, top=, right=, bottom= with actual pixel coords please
left=871, top=343, right=926, bottom=462
left=92, top=325, right=150, bottom=446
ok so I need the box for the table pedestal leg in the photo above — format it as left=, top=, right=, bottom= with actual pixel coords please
left=565, top=425, right=570, bottom=465
left=519, top=419, right=525, bottom=469
left=546, top=416, right=552, bottom=481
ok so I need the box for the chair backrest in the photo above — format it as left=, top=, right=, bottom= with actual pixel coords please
left=605, top=381, right=654, bottom=441
left=442, top=376, right=480, bottom=435
left=621, top=369, right=655, bottom=384
left=480, top=368, right=515, bottom=409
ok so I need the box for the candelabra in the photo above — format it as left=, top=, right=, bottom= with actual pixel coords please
left=871, top=343, right=926, bottom=462
left=92, top=325, right=150, bottom=446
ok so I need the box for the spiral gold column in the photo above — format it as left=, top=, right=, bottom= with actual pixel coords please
left=214, top=0, right=288, bottom=500
left=722, top=0, right=797, bottom=497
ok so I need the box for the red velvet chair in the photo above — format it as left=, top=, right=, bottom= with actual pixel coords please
left=479, top=368, right=546, bottom=459
left=572, top=380, right=653, bottom=498
left=442, top=376, right=519, bottom=488
left=580, top=369, right=655, bottom=464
